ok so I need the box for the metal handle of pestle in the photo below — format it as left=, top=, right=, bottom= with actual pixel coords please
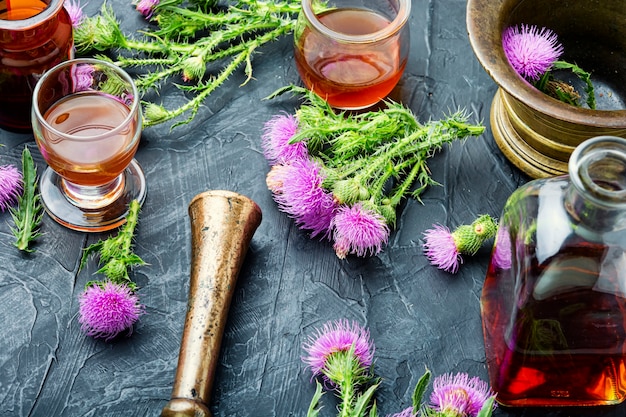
left=160, top=190, right=262, bottom=417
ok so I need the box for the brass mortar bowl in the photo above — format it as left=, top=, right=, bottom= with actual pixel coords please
left=467, top=0, right=626, bottom=178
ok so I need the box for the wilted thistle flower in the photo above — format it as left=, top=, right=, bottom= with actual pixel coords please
left=302, top=319, right=375, bottom=384
left=423, top=215, right=497, bottom=273
left=79, top=281, right=145, bottom=341
left=271, top=158, right=337, bottom=238
left=429, top=372, right=495, bottom=417
left=64, top=0, right=85, bottom=27
left=332, top=203, right=390, bottom=259
left=0, top=164, right=22, bottom=212
left=262, top=113, right=308, bottom=165
left=502, top=24, right=563, bottom=82
left=265, top=164, right=289, bottom=194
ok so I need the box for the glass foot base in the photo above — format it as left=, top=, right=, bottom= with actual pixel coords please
left=40, top=159, right=147, bottom=232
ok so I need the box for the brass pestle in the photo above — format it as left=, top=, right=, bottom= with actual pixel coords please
left=160, top=190, right=262, bottom=417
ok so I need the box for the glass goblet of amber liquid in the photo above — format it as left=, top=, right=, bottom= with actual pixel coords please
left=32, top=58, right=146, bottom=232
left=294, top=0, right=411, bottom=110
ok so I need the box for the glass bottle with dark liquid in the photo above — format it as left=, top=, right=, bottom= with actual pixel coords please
left=481, top=136, right=626, bottom=407
left=0, top=0, right=73, bottom=132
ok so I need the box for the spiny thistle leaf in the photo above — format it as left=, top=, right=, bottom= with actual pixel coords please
left=10, top=147, right=43, bottom=252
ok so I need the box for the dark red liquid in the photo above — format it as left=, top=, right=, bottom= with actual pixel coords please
left=482, top=241, right=626, bottom=406
left=294, top=8, right=406, bottom=109
left=0, top=0, right=73, bottom=131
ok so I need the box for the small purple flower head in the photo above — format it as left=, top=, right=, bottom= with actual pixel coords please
left=135, top=0, right=160, bottom=19
left=272, top=158, right=337, bottom=238
left=502, top=24, right=564, bottom=82
left=429, top=372, right=495, bottom=417
left=423, top=224, right=462, bottom=273
left=386, top=407, right=416, bottom=417
left=0, top=164, right=23, bottom=212
left=78, top=281, right=145, bottom=341
left=64, top=0, right=85, bottom=27
left=302, top=319, right=375, bottom=379
left=331, top=203, right=390, bottom=259
left=492, top=225, right=512, bottom=270
left=71, top=63, right=95, bottom=92
left=262, top=113, right=308, bottom=165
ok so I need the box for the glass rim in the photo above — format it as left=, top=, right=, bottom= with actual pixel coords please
left=32, top=58, right=142, bottom=143
left=301, top=0, right=411, bottom=44
left=0, top=0, right=65, bottom=29
left=569, top=135, right=626, bottom=205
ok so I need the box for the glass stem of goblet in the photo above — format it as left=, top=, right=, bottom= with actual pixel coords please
left=61, top=175, right=125, bottom=209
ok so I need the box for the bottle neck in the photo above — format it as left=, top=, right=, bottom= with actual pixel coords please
left=565, top=136, right=626, bottom=233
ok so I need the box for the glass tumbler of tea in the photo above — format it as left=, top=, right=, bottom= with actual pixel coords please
left=32, top=58, right=146, bottom=232
left=294, top=0, right=411, bottom=110
left=0, top=0, right=73, bottom=132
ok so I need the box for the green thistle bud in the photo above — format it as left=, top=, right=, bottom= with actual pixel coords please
left=453, top=225, right=482, bottom=255
left=332, top=179, right=361, bottom=205
left=92, top=14, right=124, bottom=50
left=102, top=258, right=128, bottom=281
left=377, top=201, right=396, bottom=227
left=472, top=214, right=498, bottom=239
left=144, top=103, right=171, bottom=124
left=73, top=19, right=99, bottom=52
left=358, top=185, right=370, bottom=200
left=181, top=55, right=206, bottom=82
left=452, top=214, right=497, bottom=256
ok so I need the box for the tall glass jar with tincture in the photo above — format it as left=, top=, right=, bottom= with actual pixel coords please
left=481, top=136, right=626, bottom=407
left=0, top=0, right=73, bottom=132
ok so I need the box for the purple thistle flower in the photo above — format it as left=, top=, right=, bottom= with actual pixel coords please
left=262, top=113, right=308, bottom=165
left=332, top=203, right=389, bottom=259
left=64, top=0, right=85, bottom=27
left=502, top=24, right=563, bottom=82
left=386, top=407, right=416, bottom=417
left=135, top=0, right=160, bottom=18
left=422, top=224, right=462, bottom=274
left=72, top=64, right=95, bottom=92
left=271, top=158, right=337, bottom=238
left=429, top=372, right=495, bottom=417
left=0, top=164, right=23, bottom=212
left=78, top=281, right=145, bottom=341
left=302, top=319, right=375, bottom=378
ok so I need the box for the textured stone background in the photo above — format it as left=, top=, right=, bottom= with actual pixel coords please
left=1, top=0, right=624, bottom=416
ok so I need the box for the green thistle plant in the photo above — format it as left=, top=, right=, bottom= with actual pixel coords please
left=302, top=320, right=497, bottom=417
left=80, top=199, right=146, bottom=290
left=73, top=0, right=304, bottom=127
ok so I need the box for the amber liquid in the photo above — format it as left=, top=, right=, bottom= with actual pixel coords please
left=482, top=240, right=626, bottom=406
left=0, top=0, right=46, bottom=19
left=38, top=93, right=140, bottom=186
left=294, top=8, right=405, bottom=109
left=0, top=0, right=73, bottom=131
